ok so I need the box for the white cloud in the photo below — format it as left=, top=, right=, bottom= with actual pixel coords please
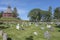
left=18, top=9, right=28, bottom=14
left=17, top=9, right=29, bottom=20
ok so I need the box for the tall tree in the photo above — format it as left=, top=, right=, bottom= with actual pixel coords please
left=54, top=7, right=60, bottom=19
left=13, top=7, right=18, bottom=18
left=28, top=8, right=41, bottom=22
left=41, top=6, right=52, bottom=22
left=0, top=11, right=3, bottom=18
left=47, top=6, right=52, bottom=21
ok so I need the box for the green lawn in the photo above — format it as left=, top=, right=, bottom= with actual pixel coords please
left=0, top=23, right=60, bottom=40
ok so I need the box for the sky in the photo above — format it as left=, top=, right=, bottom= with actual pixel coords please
left=0, top=0, right=60, bottom=20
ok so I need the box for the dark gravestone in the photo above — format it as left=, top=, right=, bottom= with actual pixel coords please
left=26, top=36, right=33, bottom=40
left=7, top=37, right=12, bottom=40
left=58, top=30, right=60, bottom=32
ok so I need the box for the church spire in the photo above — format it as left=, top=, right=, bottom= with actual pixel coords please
left=8, top=5, right=11, bottom=8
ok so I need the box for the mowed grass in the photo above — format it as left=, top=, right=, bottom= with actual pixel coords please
left=0, top=23, right=60, bottom=40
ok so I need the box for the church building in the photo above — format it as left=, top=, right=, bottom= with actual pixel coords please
left=2, top=6, right=13, bottom=17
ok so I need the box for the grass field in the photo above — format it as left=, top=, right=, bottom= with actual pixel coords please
left=0, top=22, right=60, bottom=40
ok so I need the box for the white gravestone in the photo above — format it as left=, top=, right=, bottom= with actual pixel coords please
left=51, top=22, right=53, bottom=24
left=41, top=27, right=44, bottom=30
left=47, top=25, right=51, bottom=29
left=0, top=30, right=3, bottom=36
left=3, top=33, right=7, bottom=40
left=16, top=24, right=20, bottom=30
left=35, top=23, right=38, bottom=27
left=33, top=32, right=38, bottom=36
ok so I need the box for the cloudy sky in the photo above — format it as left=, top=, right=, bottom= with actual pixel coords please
left=0, top=0, right=60, bottom=20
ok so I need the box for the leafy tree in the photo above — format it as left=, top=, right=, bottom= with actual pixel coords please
left=54, top=7, right=60, bottom=19
left=28, top=8, right=41, bottom=22
left=41, top=6, right=52, bottom=22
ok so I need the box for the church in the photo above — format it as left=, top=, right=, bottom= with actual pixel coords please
left=2, top=6, right=13, bottom=17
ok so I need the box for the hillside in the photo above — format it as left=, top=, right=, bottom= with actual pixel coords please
left=0, top=22, right=60, bottom=40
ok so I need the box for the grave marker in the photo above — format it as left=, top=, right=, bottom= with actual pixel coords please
left=47, top=25, right=51, bottom=29
left=16, top=24, right=20, bottom=30
left=41, top=27, right=44, bottom=30
left=44, top=31, right=50, bottom=40
left=0, top=30, right=3, bottom=36
left=3, top=33, right=8, bottom=40
left=33, top=32, right=38, bottom=36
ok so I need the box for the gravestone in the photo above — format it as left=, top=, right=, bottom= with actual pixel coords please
left=35, top=23, right=38, bottom=27
left=25, top=23, right=28, bottom=27
left=40, top=27, right=44, bottom=30
left=16, top=24, right=20, bottom=30
left=49, top=27, right=54, bottom=32
left=3, top=33, right=8, bottom=40
left=21, top=24, right=23, bottom=27
left=0, top=30, right=3, bottom=36
left=29, top=22, right=31, bottom=26
left=51, top=22, right=53, bottom=24
left=33, top=32, right=38, bottom=36
left=47, top=25, right=51, bottom=29
left=44, top=31, right=50, bottom=40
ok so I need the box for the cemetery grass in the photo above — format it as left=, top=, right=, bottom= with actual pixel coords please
left=0, top=23, right=60, bottom=40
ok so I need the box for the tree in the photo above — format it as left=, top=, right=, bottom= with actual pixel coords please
left=47, top=6, right=52, bottom=22
left=41, top=6, right=52, bottom=22
left=54, top=7, right=60, bottom=19
left=28, top=8, right=41, bottom=22
left=0, top=11, right=3, bottom=18
left=12, top=7, right=18, bottom=18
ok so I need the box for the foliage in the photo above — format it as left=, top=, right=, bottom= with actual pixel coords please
left=28, top=8, right=41, bottom=22
left=12, top=7, right=18, bottom=18
left=28, top=7, right=52, bottom=22
left=0, top=11, right=3, bottom=18
left=41, top=6, right=52, bottom=22
left=54, top=7, right=60, bottom=19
